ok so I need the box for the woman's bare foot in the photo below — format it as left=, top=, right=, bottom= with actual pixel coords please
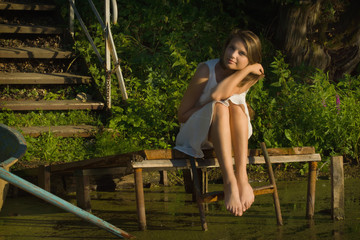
left=238, top=181, right=255, bottom=211
left=223, top=182, right=243, bottom=216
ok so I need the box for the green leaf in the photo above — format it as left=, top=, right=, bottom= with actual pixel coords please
left=284, top=129, right=292, bottom=142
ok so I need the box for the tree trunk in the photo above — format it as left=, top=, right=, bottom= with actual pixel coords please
left=276, top=0, right=360, bottom=81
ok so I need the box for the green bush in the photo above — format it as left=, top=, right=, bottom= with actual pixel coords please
left=249, top=51, right=360, bottom=163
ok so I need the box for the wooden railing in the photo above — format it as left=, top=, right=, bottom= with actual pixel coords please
left=69, top=0, right=127, bottom=109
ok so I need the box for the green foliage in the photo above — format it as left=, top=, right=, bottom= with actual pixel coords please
left=73, top=0, right=246, bottom=150
left=15, top=0, right=359, bottom=167
left=0, top=110, right=102, bottom=127
left=251, top=53, right=360, bottom=164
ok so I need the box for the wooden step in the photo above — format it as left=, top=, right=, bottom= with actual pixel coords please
left=0, top=100, right=104, bottom=111
left=19, top=125, right=104, bottom=138
left=0, top=24, right=64, bottom=34
left=0, top=2, right=57, bottom=11
left=0, top=72, right=92, bottom=85
left=0, top=47, right=73, bottom=59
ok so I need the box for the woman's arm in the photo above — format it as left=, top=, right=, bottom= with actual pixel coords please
left=177, top=63, right=209, bottom=123
left=211, top=63, right=264, bottom=101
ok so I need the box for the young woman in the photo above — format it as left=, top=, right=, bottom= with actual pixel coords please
left=174, top=29, right=264, bottom=216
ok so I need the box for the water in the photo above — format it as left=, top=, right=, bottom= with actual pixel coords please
left=0, top=179, right=359, bottom=239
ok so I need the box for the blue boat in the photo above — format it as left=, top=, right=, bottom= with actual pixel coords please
left=0, top=123, right=27, bottom=210
left=0, top=123, right=133, bottom=239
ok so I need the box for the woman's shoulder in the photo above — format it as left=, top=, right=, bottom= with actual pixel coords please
left=195, top=59, right=218, bottom=78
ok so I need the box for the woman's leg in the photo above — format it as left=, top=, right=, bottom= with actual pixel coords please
left=229, top=102, right=254, bottom=211
left=209, top=102, right=243, bottom=216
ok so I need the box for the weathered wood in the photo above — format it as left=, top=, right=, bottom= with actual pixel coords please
left=141, top=147, right=316, bottom=160
left=75, top=170, right=92, bottom=212
left=50, top=155, right=132, bottom=173
left=0, top=100, right=104, bottom=111
left=261, top=142, right=283, bottom=226
left=331, top=156, right=345, bottom=220
left=19, top=125, right=101, bottom=138
left=0, top=47, right=73, bottom=59
left=306, top=161, right=318, bottom=219
left=0, top=24, right=63, bottom=34
left=131, top=154, right=322, bottom=169
left=134, top=168, right=146, bottom=231
left=189, top=159, right=208, bottom=231
left=159, top=171, right=169, bottom=186
left=0, top=2, right=57, bottom=11
left=0, top=72, right=91, bottom=85
left=38, top=165, right=50, bottom=192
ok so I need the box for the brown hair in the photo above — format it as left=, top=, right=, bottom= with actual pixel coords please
left=220, top=29, right=263, bottom=87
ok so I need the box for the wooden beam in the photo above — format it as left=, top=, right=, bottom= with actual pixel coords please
left=0, top=2, right=57, bottom=11
left=140, top=147, right=316, bottom=160
left=0, top=72, right=91, bottom=85
left=19, top=125, right=101, bottom=138
left=0, top=24, right=63, bottom=34
left=131, top=154, right=322, bottom=169
left=0, top=47, right=73, bottom=59
left=0, top=100, right=104, bottom=111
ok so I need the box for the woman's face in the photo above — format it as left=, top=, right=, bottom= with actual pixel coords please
left=222, top=37, right=249, bottom=71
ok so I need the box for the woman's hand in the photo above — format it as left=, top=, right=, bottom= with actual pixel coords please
left=245, top=63, right=264, bottom=76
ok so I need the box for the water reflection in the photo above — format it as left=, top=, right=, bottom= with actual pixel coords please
left=0, top=179, right=359, bottom=240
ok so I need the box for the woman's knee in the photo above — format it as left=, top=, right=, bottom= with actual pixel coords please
left=213, top=102, right=229, bottom=115
left=229, top=102, right=246, bottom=116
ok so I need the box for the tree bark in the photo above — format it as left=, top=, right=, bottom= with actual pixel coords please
left=276, top=0, right=360, bottom=81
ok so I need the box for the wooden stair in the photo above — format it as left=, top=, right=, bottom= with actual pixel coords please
left=0, top=24, right=64, bottom=34
left=0, top=72, right=92, bottom=85
left=0, top=47, right=73, bottom=59
left=0, top=100, right=105, bottom=111
left=0, top=1, right=105, bottom=138
left=19, top=125, right=104, bottom=138
left=0, top=2, right=57, bottom=11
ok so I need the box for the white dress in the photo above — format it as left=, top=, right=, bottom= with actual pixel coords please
left=174, top=59, right=252, bottom=158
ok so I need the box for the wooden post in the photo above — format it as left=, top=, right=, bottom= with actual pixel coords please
left=306, top=161, right=318, bottom=219
left=134, top=168, right=146, bottom=230
left=331, top=156, right=345, bottom=220
left=189, top=159, right=208, bottom=231
left=38, top=165, right=51, bottom=192
left=182, top=169, right=193, bottom=194
left=260, top=142, right=283, bottom=226
left=159, top=171, right=169, bottom=186
left=75, top=170, right=92, bottom=212
left=201, top=168, right=208, bottom=195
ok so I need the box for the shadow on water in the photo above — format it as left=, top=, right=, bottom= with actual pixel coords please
left=0, top=179, right=359, bottom=239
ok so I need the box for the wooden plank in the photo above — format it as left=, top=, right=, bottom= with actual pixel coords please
left=38, top=165, right=50, bottom=192
left=141, top=147, right=316, bottom=160
left=0, top=47, right=73, bottom=59
left=0, top=2, right=57, bottom=11
left=331, top=156, right=345, bottom=220
left=19, top=125, right=101, bottom=138
left=0, top=24, right=63, bottom=34
left=131, top=154, right=322, bottom=169
left=0, top=72, right=91, bottom=85
left=0, top=100, right=104, bottom=111
left=75, top=170, right=92, bottom=212
left=49, top=154, right=133, bottom=173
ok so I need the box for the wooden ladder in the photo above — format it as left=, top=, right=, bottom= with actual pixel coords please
left=0, top=1, right=104, bottom=138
